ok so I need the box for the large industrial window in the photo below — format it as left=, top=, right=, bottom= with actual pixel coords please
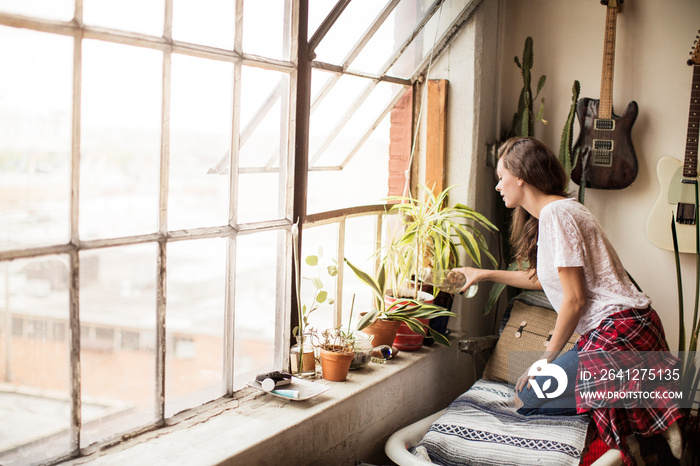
left=0, top=0, right=481, bottom=464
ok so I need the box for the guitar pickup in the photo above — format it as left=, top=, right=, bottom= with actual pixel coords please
left=677, top=202, right=697, bottom=225
left=594, top=119, right=615, bottom=131
left=592, top=139, right=613, bottom=167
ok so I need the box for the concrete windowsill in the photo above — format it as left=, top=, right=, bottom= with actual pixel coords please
left=63, top=335, right=472, bottom=465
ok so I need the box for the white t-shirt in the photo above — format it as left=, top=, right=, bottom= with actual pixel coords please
left=536, top=198, right=651, bottom=335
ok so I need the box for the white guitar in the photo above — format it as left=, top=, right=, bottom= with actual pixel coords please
left=647, top=33, right=700, bottom=253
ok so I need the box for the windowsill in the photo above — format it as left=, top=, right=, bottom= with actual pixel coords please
left=66, top=333, right=472, bottom=465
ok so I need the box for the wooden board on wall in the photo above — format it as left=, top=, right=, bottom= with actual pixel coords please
left=426, top=79, right=448, bottom=195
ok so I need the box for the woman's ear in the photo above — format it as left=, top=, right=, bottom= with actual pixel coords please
left=517, top=178, right=524, bottom=187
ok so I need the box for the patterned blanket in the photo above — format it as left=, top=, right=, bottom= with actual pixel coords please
left=419, top=379, right=590, bottom=465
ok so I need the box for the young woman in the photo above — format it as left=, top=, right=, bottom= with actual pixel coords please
left=453, top=137, right=682, bottom=465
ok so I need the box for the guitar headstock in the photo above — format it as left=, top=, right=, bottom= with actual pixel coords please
left=600, top=0, right=623, bottom=8
left=689, top=31, right=700, bottom=66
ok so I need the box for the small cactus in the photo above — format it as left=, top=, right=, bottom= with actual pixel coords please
left=558, top=80, right=580, bottom=190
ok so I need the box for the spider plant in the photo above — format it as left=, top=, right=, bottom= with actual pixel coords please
left=385, top=184, right=498, bottom=299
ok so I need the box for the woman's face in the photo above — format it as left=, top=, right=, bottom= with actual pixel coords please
left=495, top=158, right=523, bottom=208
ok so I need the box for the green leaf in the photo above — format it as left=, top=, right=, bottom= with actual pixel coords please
left=327, top=265, right=338, bottom=276
left=428, top=327, right=451, bottom=346
left=312, top=278, right=323, bottom=289
left=357, top=309, right=380, bottom=330
left=316, top=290, right=328, bottom=303
left=306, top=255, right=318, bottom=266
left=344, top=258, right=383, bottom=300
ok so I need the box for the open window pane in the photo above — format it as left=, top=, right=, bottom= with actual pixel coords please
left=0, top=256, right=71, bottom=466
left=312, top=0, right=390, bottom=67
left=0, top=27, right=72, bottom=252
left=312, top=81, right=402, bottom=167
left=0, top=0, right=74, bottom=21
left=172, top=0, right=235, bottom=50
left=243, top=0, right=291, bottom=61
left=233, top=231, right=283, bottom=390
left=349, top=0, right=432, bottom=76
left=390, top=0, right=466, bottom=78
left=165, top=238, right=226, bottom=418
left=83, top=0, right=164, bottom=37
left=169, top=54, right=232, bottom=231
left=79, top=244, right=157, bottom=448
left=80, top=40, right=162, bottom=240
left=309, top=73, right=367, bottom=161
left=307, top=119, right=390, bottom=214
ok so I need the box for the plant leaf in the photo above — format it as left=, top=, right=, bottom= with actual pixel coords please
left=306, top=255, right=318, bottom=266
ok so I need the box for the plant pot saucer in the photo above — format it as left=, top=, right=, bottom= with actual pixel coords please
left=246, top=376, right=330, bottom=401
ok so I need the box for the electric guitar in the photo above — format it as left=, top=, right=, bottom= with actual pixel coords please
left=571, top=0, right=638, bottom=190
left=647, top=33, right=700, bottom=253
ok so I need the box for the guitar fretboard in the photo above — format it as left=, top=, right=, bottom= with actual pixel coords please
left=599, top=4, right=619, bottom=120
left=684, top=64, right=700, bottom=178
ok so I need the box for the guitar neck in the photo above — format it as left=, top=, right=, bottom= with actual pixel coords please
left=599, top=3, right=619, bottom=119
left=684, top=64, right=700, bottom=178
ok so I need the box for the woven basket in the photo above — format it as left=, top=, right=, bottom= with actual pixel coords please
left=482, top=300, right=579, bottom=385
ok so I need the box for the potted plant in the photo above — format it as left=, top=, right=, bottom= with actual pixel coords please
left=345, top=259, right=455, bottom=348
left=380, top=185, right=498, bottom=346
left=385, top=184, right=498, bottom=300
left=312, top=327, right=355, bottom=382
left=290, top=222, right=337, bottom=378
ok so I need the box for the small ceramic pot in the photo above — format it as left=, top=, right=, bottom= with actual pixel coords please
left=320, top=348, right=354, bottom=381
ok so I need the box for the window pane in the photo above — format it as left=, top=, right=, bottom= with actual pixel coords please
left=234, top=231, right=282, bottom=390
left=243, top=0, right=291, bottom=60
left=80, top=40, right=162, bottom=240
left=83, top=0, right=164, bottom=37
left=308, top=0, right=335, bottom=40
left=79, top=244, right=157, bottom=448
left=165, top=239, right=226, bottom=418
left=342, top=215, right=379, bottom=328
left=172, top=0, right=235, bottom=49
left=300, top=224, right=338, bottom=333
left=169, top=54, right=232, bottom=230
left=0, top=27, right=72, bottom=252
left=236, top=68, right=289, bottom=224
left=312, top=81, right=402, bottom=167
left=349, top=0, right=431, bottom=76
left=0, top=256, right=71, bottom=465
left=390, top=0, right=466, bottom=78
left=313, top=0, right=389, bottom=67
left=0, top=0, right=73, bottom=21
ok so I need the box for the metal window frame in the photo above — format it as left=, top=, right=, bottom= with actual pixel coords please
left=0, top=0, right=297, bottom=460
left=0, top=0, right=485, bottom=462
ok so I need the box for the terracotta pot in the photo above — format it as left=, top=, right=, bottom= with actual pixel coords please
left=385, top=289, right=435, bottom=352
left=394, top=318, right=429, bottom=351
left=360, top=316, right=401, bottom=347
left=320, top=348, right=354, bottom=381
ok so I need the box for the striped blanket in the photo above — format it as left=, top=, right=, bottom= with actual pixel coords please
left=419, top=379, right=590, bottom=465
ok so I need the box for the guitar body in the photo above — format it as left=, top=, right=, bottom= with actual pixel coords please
left=647, top=157, right=698, bottom=253
left=571, top=97, right=639, bottom=189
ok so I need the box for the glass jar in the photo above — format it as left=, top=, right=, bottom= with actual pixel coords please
left=290, top=335, right=316, bottom=378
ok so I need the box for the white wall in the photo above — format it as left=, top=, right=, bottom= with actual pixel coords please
left=497, top=0, right=700, bottom=351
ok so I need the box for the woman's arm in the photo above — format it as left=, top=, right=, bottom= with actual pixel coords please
left=453, top=266, right=543, bottom=292
left=543, top=266, right=586, bottom=357
left=515, top=266, right=586, bottom=393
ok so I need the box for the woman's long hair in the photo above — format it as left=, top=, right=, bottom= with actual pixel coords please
left=497, top=137, right=569, bottom=275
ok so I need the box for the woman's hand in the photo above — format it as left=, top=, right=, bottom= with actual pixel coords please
left=515, top=369, right=533, bottom=393
left=452, top=267, right=481, bottom=294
